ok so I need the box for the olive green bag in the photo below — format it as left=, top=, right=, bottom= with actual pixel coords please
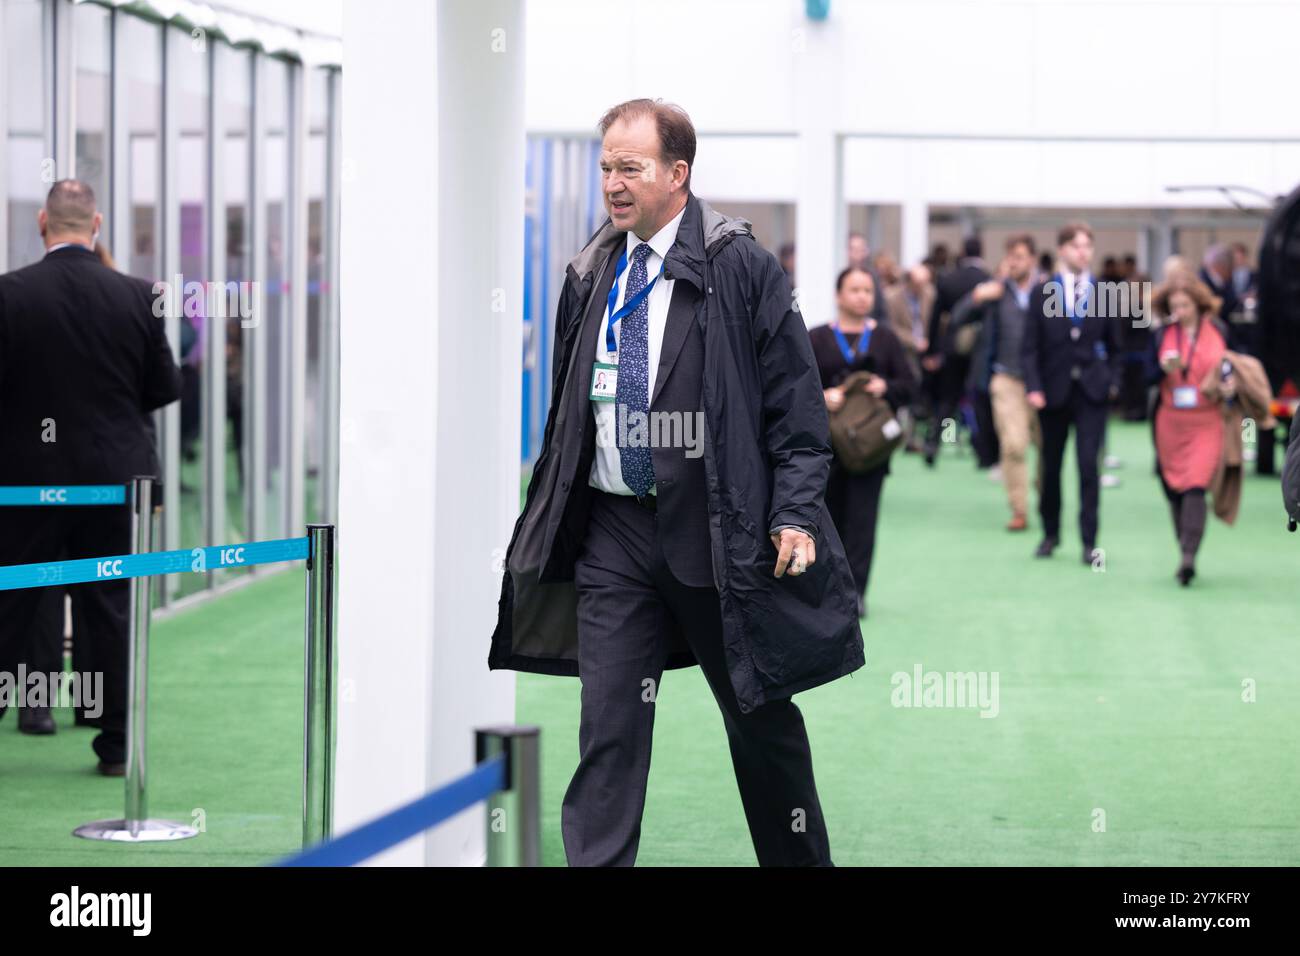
left=828, top=371, right=904, bottom=473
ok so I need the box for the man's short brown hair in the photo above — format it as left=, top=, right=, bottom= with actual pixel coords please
left=1005, top=233, right=1036, bottom=256
left=598, top=98, right=696, bottom=190
left=1057, top=221, right=1093, bottom=247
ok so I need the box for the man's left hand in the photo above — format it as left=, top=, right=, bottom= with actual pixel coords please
left=771, top=528, right=817, bottom=578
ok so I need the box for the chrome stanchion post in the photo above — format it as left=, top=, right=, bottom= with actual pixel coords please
left=124, top=474, right=153, bottom=827
left=303, top=524, right=337, bottom=847
left=477, top=726, right=541, bottom=867
left=75, top=475, right=197, bottom=842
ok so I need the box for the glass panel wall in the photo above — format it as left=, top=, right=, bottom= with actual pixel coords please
left=119, top=14, right=161, bottom=280
left=218, top=44, right=252, bottom=564
left=1, top=1, right=341, bottom=606
left=173, top=28, right=210, bottom=596
left=262, top=56, right=291, bottom=539
left=72, top=0, right=110, bottom=207
left=305, top=67, right=329, bottom=523
left=5, top=0, right=51, bottom=269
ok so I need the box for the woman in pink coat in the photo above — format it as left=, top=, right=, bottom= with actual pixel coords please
left=1151, top=277, right=1232, bottom=586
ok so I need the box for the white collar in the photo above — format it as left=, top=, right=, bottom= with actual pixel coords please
left=626, top=202, right=686, bottom=264
left=46, top=241, right=93, bottom=254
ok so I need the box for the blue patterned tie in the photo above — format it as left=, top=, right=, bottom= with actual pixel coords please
left=615, top=242, right=656, bottom=497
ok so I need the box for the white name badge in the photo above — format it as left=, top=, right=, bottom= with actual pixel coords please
left=1172, top=385, right=1198, bottom=409
left=590, top=362, right=619, bottom=402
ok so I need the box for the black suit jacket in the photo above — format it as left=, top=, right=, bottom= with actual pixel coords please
left=925, top=259, right=990, bottom=357
left=0, top=246, right=181, bottom=484
left=1021, top=274, right=1122, bottom=409
left=565, top=245, right=713, bottom=589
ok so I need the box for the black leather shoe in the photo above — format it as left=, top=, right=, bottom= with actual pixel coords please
left=18, top=706, right=56, bottom=735
left=96, top=760, right=126, bottom=777
left=1177, top=557, right=1195, bottom=586
left=1034, top=536, right=1058, bottom=558
left=1083, top=546, right=1099, bottom=566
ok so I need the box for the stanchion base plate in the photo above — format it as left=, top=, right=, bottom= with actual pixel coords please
left=73, top=818, right=200, bottom=842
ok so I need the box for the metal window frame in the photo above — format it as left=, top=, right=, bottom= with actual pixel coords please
left=159, top=26, right=215, bottom=598
left=52, top=0, right=73, bottom=179
left=321, top=67, right=341, bottom=526
left=203, top=38, right=225, bottom=575
left=209, top=42, right=257, bottom=568
left=286, top=56, right=307, bottom=536
left=109, top=3, right=130, bottom=268
left=159, top=24, right=187, bottom=599
left=249, top=50, right=269, bottom=543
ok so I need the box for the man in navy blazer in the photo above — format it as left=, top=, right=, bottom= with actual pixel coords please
left=1022, top=222, right=1122, bottom=564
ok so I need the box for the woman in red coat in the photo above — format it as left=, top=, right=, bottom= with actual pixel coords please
left=1151, top=276, right=1232, bottom=585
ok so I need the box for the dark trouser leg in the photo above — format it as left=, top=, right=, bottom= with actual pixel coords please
left=65, top=508, right=131, bottom=763
left=1178, top=488, right=1208, bottom=561
left=1074, top=394, right=1107, bottom=550
left=562, top=493, right=669, bottom=867
left=1037, top=404, right=1070, bottom=540
left=27, top=587, right=65, bottom=677
left=1257, top=422, right=1277, bottom=475
left=0, top=508, right=67, bottom=722
left=974, top=388, right=999, bottom=469
left=827, top=462, right=885, bottom=600
left=655, top=568, right=833, bottom=867
left=927, top=359, right=966, bottom=457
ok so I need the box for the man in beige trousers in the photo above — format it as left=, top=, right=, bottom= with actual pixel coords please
left=953, top=235, right=1041, bottom=529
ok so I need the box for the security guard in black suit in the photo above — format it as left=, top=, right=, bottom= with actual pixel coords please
left=0, top=180, right=181, bottom=773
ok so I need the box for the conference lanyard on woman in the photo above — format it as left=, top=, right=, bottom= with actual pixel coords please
left=1169, top=318, right=1204, bottom=409
left=604, top=247, right=665, bottom=356
left=1173, top=318, right=1203, bottom=384
left=831, top=323, right=873, bottom=365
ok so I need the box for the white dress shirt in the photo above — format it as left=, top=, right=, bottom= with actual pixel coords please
left=1059, top=267, right=1093, bottom=316
left=588, top=204, right=685, bottom=496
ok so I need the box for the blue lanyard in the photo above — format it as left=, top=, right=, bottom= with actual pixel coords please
left=831, top=323, right=872, bottom=365
left=1060, top=273, right=1090, bottom=324
left=604, top=247, right=664, bottom=354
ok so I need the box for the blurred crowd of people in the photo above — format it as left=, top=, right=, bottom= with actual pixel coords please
left=800, top=223, right=1290, bottom=615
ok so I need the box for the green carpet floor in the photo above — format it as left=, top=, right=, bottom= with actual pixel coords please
left=0, top=569, right=305, bottom=866
left=2, top=420, right=1297, bottom=866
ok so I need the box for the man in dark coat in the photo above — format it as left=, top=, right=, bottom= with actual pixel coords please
left=921, top=236, right=990, bottom=466
left=489, top=100, right=863, bottom=866
left=0, top=180, right=181, bottom=771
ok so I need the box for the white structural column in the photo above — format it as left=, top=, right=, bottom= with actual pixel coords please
left=900, top=196, right=929, bottom=276
left=338, top=0, right=524, bottom=865
left=792, top=12, right=842, bottom=329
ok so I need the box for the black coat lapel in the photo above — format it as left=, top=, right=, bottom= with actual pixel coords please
left=650, top=280, right=700, bottom=407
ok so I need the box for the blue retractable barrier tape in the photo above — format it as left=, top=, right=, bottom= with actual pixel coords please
left=275, top=754, right=509, bottom=867
left=0, top=485, right=126, bottom=506
left=0, top=537, right=311, bottom=592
